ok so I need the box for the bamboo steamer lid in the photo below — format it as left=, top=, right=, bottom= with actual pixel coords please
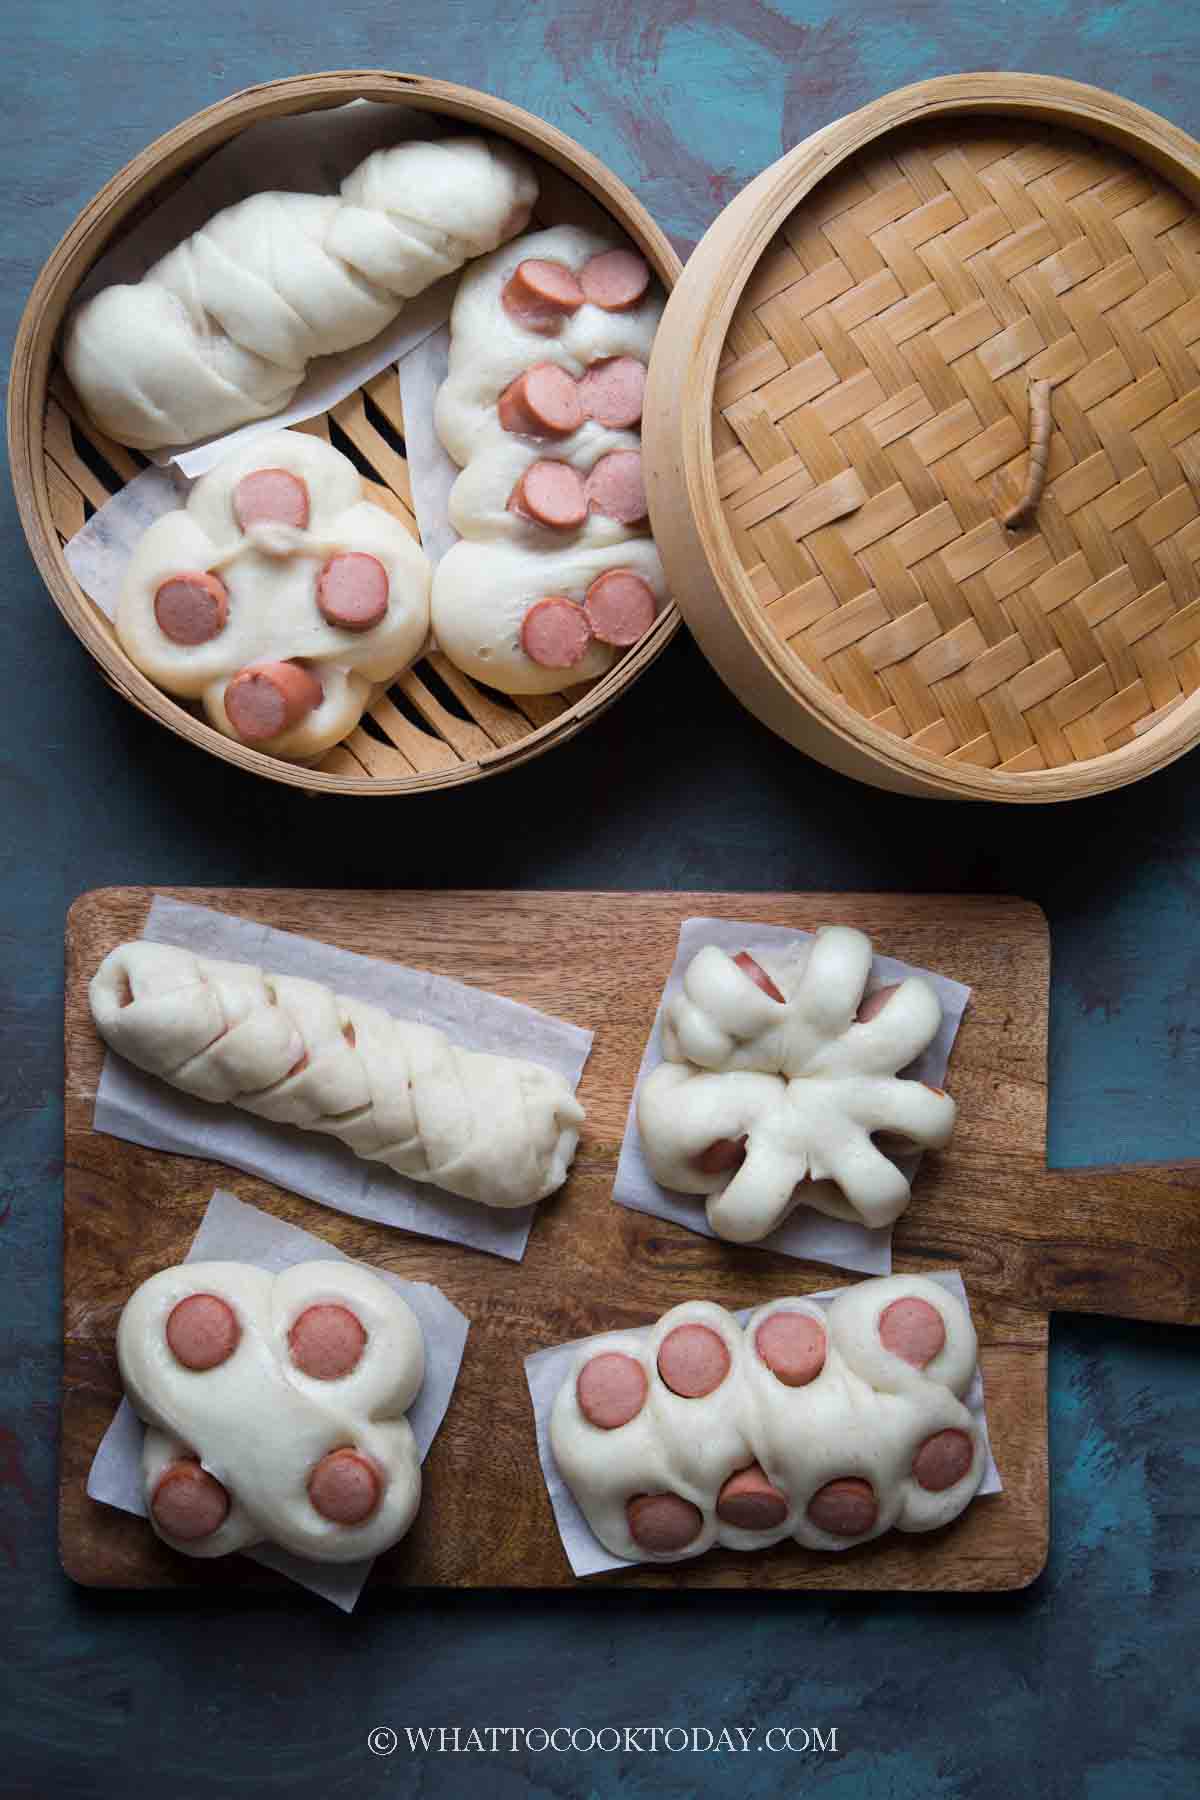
left=7, top=72, right=681, bottom=795
left=643, top=74, right=1200, bottom=801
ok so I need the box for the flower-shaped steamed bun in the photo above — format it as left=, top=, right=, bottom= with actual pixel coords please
left=118, top=1259, right=425, bottom=1563
left=116, top=430, right=431, bottom=759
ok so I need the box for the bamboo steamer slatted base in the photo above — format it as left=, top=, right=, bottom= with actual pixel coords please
left=644, top=75, right=1200, bottom=800
left=8, top=73, right=681, bottom=794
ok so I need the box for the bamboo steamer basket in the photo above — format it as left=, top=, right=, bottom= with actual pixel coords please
left=8, top=72, right=681, bottom=795
left=643, top=74, right=1200, bottom=800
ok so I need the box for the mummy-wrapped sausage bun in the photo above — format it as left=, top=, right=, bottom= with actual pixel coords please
left=432, top=225, right=668, bottom=694
left=90, top=941, right=584, bottom=1208
left=551, top=1275, right=987, bottom=1564
left=115, top=430, right=431, bottom=760
left=64, top=136, right=538, bottom=450
left=118, top=1260, right=424, bottom=1562
left=638, top=927, right=956, bottom=1241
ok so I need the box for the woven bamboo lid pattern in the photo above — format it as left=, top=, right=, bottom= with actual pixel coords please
left=714, top=119, right=1200, bottom=775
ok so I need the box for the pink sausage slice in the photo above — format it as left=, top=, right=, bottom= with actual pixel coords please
left=577, top=356, right=646, bottom=429
left=288, top=1304, right=367, bottom=1381
left=856, top=983, right=900, bottom=1023
left=879, top=1296, right=946, bottom=1368
left=577, top=1351, right=647, bottom=1430
left=656, top=1323, right=730, bottom=1399
left=912, top=1428, right=974, bottom=1492
left=580, top=249, right=651, bottom=312
left=732, top=951, right=785, bottom=1004
left=151, top=1461, right=230, bottom=1540
left=307, top=1448, right=383, bottom=1525
left=165, top=1293, right=240, bottom=1371
left=585, top=450, right=647, bottom=525
left=716, top=1463, right=789, bottom=1531
left=754, top=1311, right=826, bottom=1388
left=583, top=569, right=656, bottom=646
left=508, top=460, right=588, bottom=530
left=626, top=1492, right=703, bottom=1554
left=807, top=1477, right=878, bottom=1537
left=501, top=259, right=584, bottom=332
left=498, top=363, right=583, bottom=438
left=316, top=553, right=389, bottom=632
left=154, top=571, right=229, bottom=645
left=225, top=661, right=323, bottom=743
left=520, top=596, right=593, bottom=670
left=692, top=1134, right=747, bottom=1176
left=233, top=468, right=310, bottom=532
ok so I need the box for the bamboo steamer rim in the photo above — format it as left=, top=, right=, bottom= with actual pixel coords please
left=7, top=70, right=683, bottom=795
left=642, top=72, right=1200, bottom=801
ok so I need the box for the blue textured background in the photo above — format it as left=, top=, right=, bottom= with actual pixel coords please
left=3, top=3, right=1199, bottom=1794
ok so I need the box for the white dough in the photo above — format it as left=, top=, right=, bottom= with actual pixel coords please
left=637, top=927, right=957, bottom=1240
left=64, top=136, right=538, bottom=449
left=550, top=1275, right=987, bottom=1564
left=90, top=940, right=584, bottom=1209
left=116, top=430, right=431, bottom=760
left=431, top=224, right=667, bottom=695
left=119, top=1260, right=424, bottom=1563
left=432, top=536, right=667, bottom=694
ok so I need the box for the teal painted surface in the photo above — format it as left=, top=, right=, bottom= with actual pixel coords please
left=2, top=2, right=1199, bottom=1793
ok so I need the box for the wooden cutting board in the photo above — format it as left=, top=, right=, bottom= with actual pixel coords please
left=61, top=888, right=1200, bottom=1595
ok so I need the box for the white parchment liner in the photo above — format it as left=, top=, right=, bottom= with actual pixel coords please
left=525, top=1269, right=1001, bottom=1579
left=87, top=1189, right=470, bottom=1610
left=613, top=918, right=971, bottom=1276
left=91, top=897, right=593, bottom=1262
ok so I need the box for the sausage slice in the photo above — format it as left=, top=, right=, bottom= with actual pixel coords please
left=508, top=460, right=588, bottom=530
left=656, top=1323, right=730, bottom=1398
left=316, top=553, right=389, bottom=632
left=501, top=259, right=585, bottom=332
left=577, top=355, right=646, bottom=429
left=716, top=1463, right=789, bottom=1530
left=307, top=1449, right=383, bottom=1525
left=288, top=1304, right=367, bottom=1381
left=583, top=569, right=656, bottom=646
left=233, top=468, right=310, bottom=532
left=154, top=571, right=229, bottom=645
left=626, top=1492, right=703, bottom=1553
left=165, top=1293, right=240, bottom=1371
left=497, top=363, right=583, bottom=438
left=151, top=1461, right=231, bottom=1540
left=520, top=596, right=593, bottom=670
left=580, top=249, right=651, bottom=311
left=225, top=661, right=323, bottom=743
